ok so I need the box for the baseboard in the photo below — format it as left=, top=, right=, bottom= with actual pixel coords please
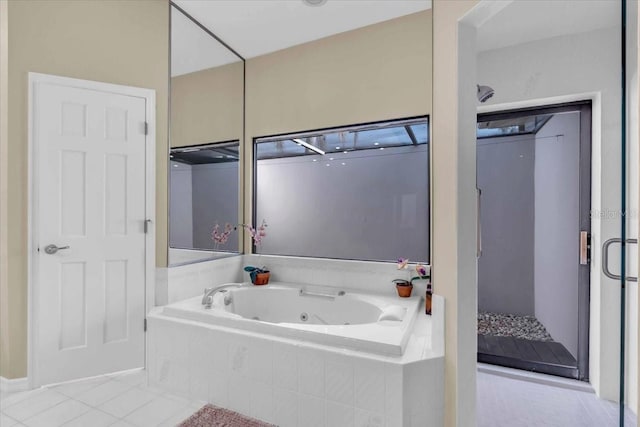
left=0, top=376, right=28, bottom=393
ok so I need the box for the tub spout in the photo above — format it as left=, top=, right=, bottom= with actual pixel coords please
left=202, top=283, right=243, bottom=309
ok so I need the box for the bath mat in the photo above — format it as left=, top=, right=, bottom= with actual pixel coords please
left=477, top=311, right=553, bottom=341
left=178, top=404, right=275, bottom=427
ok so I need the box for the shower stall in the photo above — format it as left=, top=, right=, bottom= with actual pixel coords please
left=476, top=102, right=592, bottom=380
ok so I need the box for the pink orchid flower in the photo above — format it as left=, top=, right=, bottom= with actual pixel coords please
left=415, top=263, right=428, bottom=277
left=397, top=258, right=409, bottom=270
left=242, top=219, right=268, bottom=246
left=211, top=222, right=234, bottom=245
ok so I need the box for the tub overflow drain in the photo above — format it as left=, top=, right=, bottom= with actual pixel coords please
left=300, top=313, right=308, bottom=322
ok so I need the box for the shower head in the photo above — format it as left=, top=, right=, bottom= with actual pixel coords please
left=477, top=85, right=495, bottom=103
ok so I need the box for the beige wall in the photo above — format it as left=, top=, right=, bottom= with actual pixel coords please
left=170, top=61, right=243, bottom=148
left=2, top=0, right=169, bottom=379
left=637, top=1, right=640, bottom=415
left=1, top=0, right=9, bottom=378
left=245, top=10, right=431, bottom=137
left=432, top=1, right=479, bottom=426
left=244, top=9, right=432, bottom=237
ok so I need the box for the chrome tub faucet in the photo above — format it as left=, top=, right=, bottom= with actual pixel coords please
left=201, top=283, right=242, bottom=309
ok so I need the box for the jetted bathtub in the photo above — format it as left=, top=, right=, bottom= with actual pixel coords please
left=160, top=282, right=421, bottom=356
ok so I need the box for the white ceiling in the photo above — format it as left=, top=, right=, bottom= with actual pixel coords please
left=171, top=7, right=241, bottom=77
left=172, top=0, right=617, bottom=76
left=477, top=0, right=619, bottom=52
left=172, top=0, right=431, bottom=61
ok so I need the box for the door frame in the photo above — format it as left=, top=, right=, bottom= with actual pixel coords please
left=476, top=98, right=593, bottom=381
left=27, top=72, right=156, bottom=388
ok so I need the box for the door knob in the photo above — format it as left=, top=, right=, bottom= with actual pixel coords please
left=44, top=244, right=70, bottom=255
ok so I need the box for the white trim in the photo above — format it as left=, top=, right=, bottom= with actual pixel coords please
left=476, top=92, right=599, bottom=114
left=477, top=363, right=595, bottom=394
left=41, top=367, right=144, bottom=389
left=0, top=376, right=28, bottom=393
left=27, top=72, right=156, bottom=389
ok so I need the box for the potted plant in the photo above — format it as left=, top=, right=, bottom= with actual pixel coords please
left=394, top=258, right=413, bottom=297
left=394, top=259, right=430, bottom=298
left=244, top=266, right=270, bottom=285
left=241, top=219, right=269, bottom=285
left=393, top=278, right=413, bottom=297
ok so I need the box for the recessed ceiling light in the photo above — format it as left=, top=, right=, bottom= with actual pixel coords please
left=326, top=163, right=330, bottom=166
left=374, top=142, right=379, bottom=146
left=312, top=159, right=317, bottom=162
left=335, top=146, right=341, bottom=150
left=341, top=162, right=346, bottom=166
left=170, top=155, right=174, bottom=158
left=343, top=151, right=348, bottom=154
left=173, top=164, right=179, bottom=167
left=329, top=157, right=334, bottom=160
left=379, top=147, right=384, bottom=150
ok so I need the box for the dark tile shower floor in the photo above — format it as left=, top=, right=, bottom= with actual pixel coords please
left=477, top=311, right=579, bottom=379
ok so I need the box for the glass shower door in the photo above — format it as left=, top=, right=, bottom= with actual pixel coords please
left=476, top=102, right=592, bottom=381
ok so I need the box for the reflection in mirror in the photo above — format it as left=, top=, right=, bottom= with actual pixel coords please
left=169, top=5, right=244, bottom=266
left=170, top=142, right=239, bottom=265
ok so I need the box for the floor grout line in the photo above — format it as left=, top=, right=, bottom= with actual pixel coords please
left=2, top=389, right=70, bottom=423
left=20, top=397, right=73, bottom=423
left=477, top=369, right=638, bottom=427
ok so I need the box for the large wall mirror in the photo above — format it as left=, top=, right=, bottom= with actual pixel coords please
left=168, top=4, right=244, bottom=266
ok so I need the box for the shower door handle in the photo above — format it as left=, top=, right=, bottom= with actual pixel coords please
left=602, top=237, right=638, bottom=282
left=579, top=231, right=590, bottom=265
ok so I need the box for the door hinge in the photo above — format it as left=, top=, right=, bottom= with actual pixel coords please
left=144, top=318, right=147, bottom=332
left=144, top=219, right=152, bottom=234
left=143, top=122, right=148, bottom=135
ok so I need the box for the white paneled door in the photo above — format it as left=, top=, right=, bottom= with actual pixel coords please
left=31, top=76, right=151, bottom=386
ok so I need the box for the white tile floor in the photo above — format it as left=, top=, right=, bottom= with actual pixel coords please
left=477, top=369, right=639, bottom=427
left=0, top=370, right=204, bottom=427
left=2, top=368, right=638, bottom=426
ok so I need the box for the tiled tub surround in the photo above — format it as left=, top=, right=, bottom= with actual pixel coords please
left=155, top=254, right=245, bottom=306
left=150, top=255, right=442, bottom=426
left=157, top=254, right=433, bottom=306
